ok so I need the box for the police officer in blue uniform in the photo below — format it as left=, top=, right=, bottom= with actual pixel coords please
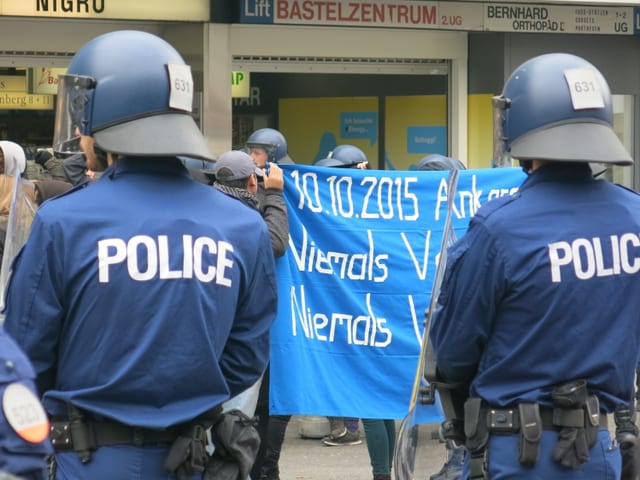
left=0, top=328, right=51, bottom=479
left=3, top=30, right=278, bottom=479
left=429, top=53, right=640, bottom=479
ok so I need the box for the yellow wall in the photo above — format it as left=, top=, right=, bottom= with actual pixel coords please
left=385, top=95, right=446, bottom=171
left=279, top=93, right=495, bottom=170
left=467, top=94, right=494, bottom=169
left=279, top=97, right=378, bottom=165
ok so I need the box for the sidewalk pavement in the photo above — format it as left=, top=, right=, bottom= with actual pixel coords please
left=278, top=416, right=447, bottom=480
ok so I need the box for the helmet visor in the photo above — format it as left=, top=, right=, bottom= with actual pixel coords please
left=53, top=74, right=96, bottom=155
left=492, top=95, right=512, bottom=168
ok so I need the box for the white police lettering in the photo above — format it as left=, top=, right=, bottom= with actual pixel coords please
left=97, top=235, right=234, bottom=285
left=548, top=233, right=640, bottom=282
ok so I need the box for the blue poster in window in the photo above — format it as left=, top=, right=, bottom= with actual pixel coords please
left=407, top=126, right=446, bottom=155
left=341, top=112, right=378, bottom=145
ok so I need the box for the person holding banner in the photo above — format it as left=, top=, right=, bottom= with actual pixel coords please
left=245, top=127, right=290, bottom=258
left=318, top=145, right=409, bottom=480
left=315, top=146, right=367, bottom=449
left=243, top=129, right=295, bottom=480
left=429, top=53, right=640, bottom=479
left=211, top=149, right=270, bottom=418
left=3, top=30, right=278, bottom=479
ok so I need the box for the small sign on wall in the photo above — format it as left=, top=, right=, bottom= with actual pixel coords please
left=406, top=126, right=447, bottom=155
left=232, top=71, right=250, bottom=98
left=31, top=67, right=66, bottom=95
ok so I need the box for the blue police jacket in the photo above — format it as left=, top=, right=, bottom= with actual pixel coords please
left=4, top=157, right=278, bottom=428
left=430, top=162, right=640, bottom=412
left=0, top=327, right=52, bottom=476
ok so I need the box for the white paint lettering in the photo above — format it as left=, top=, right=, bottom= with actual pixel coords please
left=97, top=235, right=234, bottom=285
left=549, top=234, right=640, bottom=282
left=98, top=238, right=126, bottom=283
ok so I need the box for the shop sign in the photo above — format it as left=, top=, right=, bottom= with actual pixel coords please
left=240, top=0, right=638, bottom=35
left=3, top=0, right=209, bottom=21
left=0, top=76, right=27, bottom=92
left=32, top=67, right=66, bottom=95
left=484, top=3, right=633, bottom=34
left=0, top=93, right=54, bottom=110
left=241, top=0, right=481, bottom=31
left=232, top=71, right=251, bottom=98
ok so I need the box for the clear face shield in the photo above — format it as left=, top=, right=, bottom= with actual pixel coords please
left=492, top=95, right=512, bottom=168
left=53, top=74, right=96, bottom=155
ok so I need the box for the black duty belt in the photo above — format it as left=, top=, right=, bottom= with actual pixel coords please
left=50, top=421, right=179, bottom=451
left=487, top=405, right=609, bottom=434
left=50, top=405, right=222, bottom=452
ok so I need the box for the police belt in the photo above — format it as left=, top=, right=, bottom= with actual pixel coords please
left=486, top=405, right=608, bottom=433
left=50, top=405, right=222, bottom=452
left=467, top=402, right=609, bottom=479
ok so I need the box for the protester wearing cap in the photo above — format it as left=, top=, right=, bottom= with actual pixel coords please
left=213, top=150, right=263, bottom=193
left=212, top=150, right=289, bottom=447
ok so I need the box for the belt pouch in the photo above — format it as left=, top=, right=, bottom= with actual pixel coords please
left=517, top=403, right=542, bottom=467
left=585, top=395, right=600, bottom=448
left=465, top=398, right=489, bottom=480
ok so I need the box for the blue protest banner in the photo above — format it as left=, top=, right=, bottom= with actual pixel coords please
left=270, top=165, right=526, bottom=420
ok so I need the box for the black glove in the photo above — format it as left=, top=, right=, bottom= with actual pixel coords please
left=34, top=150, right=53, bottom=167
left=552, top=425, right=590, bottom=469
left=205, top=409, right=261, bottom=480
left=551, top=380, right=591, bottom=469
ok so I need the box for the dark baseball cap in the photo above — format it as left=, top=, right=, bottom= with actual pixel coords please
left=213, top=150, right=263, bottom=182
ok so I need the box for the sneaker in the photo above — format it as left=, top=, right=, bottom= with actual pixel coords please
left=322, top=429, right=362, bottom=446
left=320, top=426, right=347, bottom=443
left=327, top=416, right=346, bottom=438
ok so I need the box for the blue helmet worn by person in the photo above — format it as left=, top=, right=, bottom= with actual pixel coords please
left=314, top=157, right=344, bottom=168
left=493, top=52, right=632, bottom=167
left=245, top=128, right=293, bottom=164
left=179, top=156, right=216, bottom=184
left=180, top=157, right=212, bottom=171
left=322, top=144, right=368, bottom=168
left=416, top=154, right=466, bottom=171
left=328, top=144, right=367, bottom=167
left=53, top=30, right=214, bottom=162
